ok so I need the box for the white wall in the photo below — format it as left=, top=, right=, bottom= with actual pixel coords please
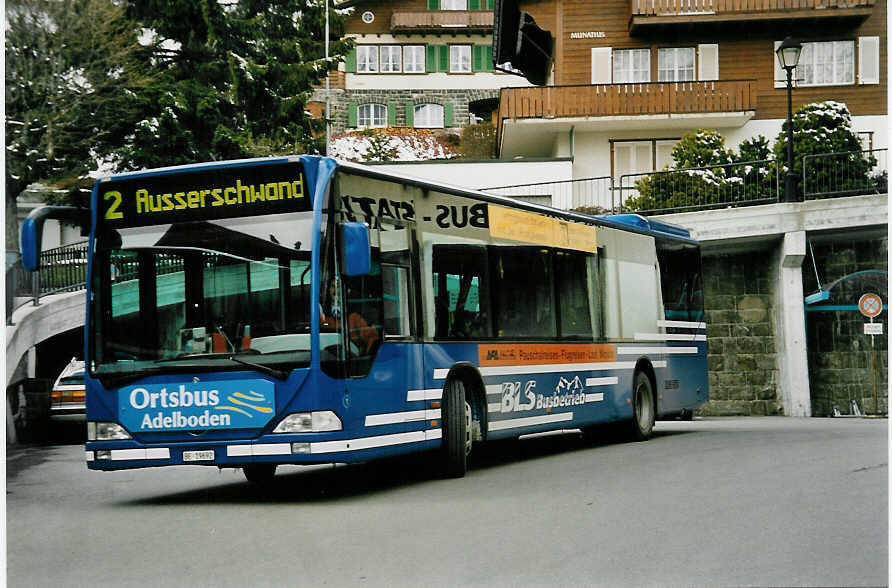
left=343, top=33, right=532, bottom=91
left=371, top=158, right=573, bottom=191
left=564, top=113, right=888, bottom=181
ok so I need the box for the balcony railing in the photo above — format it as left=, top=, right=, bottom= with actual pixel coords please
left=632, top=0, right=875, bottom=16
left=498, top=80, right=756, bottom=122
left=391, top=10, right=493, bottom=32
left=803, top=148, right=887, bottom=200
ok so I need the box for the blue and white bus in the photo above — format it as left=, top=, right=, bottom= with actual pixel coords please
left=22, top=156, right=707, bottom=481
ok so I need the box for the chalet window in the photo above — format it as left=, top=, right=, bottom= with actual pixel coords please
left=658, top=47, right=695, bottom=82
left=357, top=46, right=378, bottom=73
left=414, top=104, right=444, bottom=128
left=613, top=48, right=650, bottom=83
left=404, top=46, right=425, bottom=73
left=358, top=104, right=387, bottom=128
left=380, top=46, right=402, bottom=73
left=442, top=0, right=467, bottom=9
left=450, top=45, right=472, bottom=73
left=799, top=41, right=854, bottom=86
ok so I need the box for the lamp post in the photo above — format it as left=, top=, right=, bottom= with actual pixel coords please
left=325, top=0, right=330, bottom=156
left=776, top=37, right=802, bottom=203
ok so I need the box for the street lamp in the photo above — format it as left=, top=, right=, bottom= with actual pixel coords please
left=776, top=36, right=802, bottom=203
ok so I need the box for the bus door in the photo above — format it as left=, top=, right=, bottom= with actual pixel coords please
left=338, top=218, right=424, bottom=438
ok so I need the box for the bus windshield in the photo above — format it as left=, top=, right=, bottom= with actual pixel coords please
left=90, top=210, right=319, bottom=380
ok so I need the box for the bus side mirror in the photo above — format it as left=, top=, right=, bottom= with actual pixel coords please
left=21, top=206, right=91, bottom=271
left=340, top=221, right=371, bottom=276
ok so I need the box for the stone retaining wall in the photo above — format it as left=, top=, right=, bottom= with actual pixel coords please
left=700, top=250, right=782, bottom=416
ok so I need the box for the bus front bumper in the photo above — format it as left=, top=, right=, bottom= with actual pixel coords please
left=85, top=429, right=443, bottom=470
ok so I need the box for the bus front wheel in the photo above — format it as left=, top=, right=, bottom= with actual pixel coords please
left=243, top=463, right=277, bottom=484
left=629, top=371, right=655, bottom=441
left=442, top=378, right=471, bottom=478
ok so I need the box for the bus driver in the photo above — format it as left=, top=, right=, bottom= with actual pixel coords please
left=321, top=279, right=380, bottom=355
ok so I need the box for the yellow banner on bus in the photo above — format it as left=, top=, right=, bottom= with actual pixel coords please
left=488, top=205, right=597, bottom=252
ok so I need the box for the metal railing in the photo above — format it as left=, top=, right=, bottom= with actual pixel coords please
left=618, top=159, right=780, bottom=214
left=8, top=241, right=88, bottom=324
left=484, top=176, right=614, bottom=212
left=802, top=148, right=887, bottom=200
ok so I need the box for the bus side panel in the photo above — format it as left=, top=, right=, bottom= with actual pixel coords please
left=424, top=342, right=645, bottom=440
left=343, top=342, right=426, bottom=438
left=656, top=342, right=709, bottom=415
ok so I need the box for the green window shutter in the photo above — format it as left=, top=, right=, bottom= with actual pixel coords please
left=345, top=47, right=357, bottom=73
left=486, top=0, right=494, bottom=8
left=472, top=45, right=483, bottom=72
left=405, top=102, right=415, bottom=127
left=347, top=102, right=358, bottom=127
left=469, top=0, right=480, bottom=9
left=426, top=45, right=437, bottom=73
left=427, top=0, right=439, bottom=9
left=485, top=45, right=493, bottom=71
left=438, top=45, right=449, bottom=72
left=388, top=102, right=397, bottom=125
left=444, top=102, right=454, bottom=127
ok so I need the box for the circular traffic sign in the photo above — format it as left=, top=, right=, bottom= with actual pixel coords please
left=858, top=293, right=883, bottom=318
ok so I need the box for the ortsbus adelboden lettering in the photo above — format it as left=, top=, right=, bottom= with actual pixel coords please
left=129, top=385, right=230, bottom=430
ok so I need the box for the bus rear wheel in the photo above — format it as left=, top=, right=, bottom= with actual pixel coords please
left=243, top=463, right=277, bottom=484
left=442, top=378, right=471, bottom=478
left=629, top=371, right=655, bottom=441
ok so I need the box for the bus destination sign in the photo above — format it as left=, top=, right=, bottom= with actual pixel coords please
left=98, top=160, right=309, bottom=228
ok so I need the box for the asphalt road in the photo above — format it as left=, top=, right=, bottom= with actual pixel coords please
left=6, top=417, right=888, bottom=587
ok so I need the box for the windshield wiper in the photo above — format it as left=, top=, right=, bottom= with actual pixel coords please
left=228, top=356, right=289, bottom=381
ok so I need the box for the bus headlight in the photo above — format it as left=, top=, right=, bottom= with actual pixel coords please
left=273, top=411, right=342, bottom=433
left=87, top=422, right=132, bottom=441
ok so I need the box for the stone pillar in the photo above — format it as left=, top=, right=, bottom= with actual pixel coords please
left=774, top=231, right=811, bottom=416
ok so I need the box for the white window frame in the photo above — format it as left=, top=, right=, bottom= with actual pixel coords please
left=442, top=0, right=467, bottom=9
left=404, top=45, right=425, bottom=73
left=358, top=103, right=387, bottom=128
left=613, top=48, right=650, bottom=83
left=798, top=40, right=855, bottom=87
left=380, top=45, right=402, bottom=73
left=414, top=103, right=445, bottom=128
left=357, top=46, right=379, bottom=73
left=449, top=45, right=472, bottom=73
left=612, top=138, right=679, bottom=187
left=658, top=47, right=695, bottom=82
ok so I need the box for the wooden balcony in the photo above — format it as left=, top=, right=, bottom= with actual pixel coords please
left=499, top=80, right=756, bottom=121
left=391, top=10, right=493, bottom=33
left=629, top=0, right=875, bottom=33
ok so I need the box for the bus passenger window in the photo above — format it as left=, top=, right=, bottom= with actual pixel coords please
left=657, top=242, right=704, bottom=323
left=490, top=247, right=555, bottom=338
left=555, top=251, right=594, bottom=339
left=432, top=245, right=489, bottom=340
